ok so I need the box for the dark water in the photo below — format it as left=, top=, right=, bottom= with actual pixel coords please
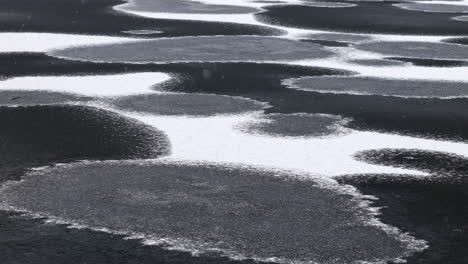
left=256, top=3, right=468, bottom=35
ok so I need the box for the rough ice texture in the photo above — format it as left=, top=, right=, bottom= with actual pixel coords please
left=50, top=36, right=333, bottom=63
left=0, top=161, right=414, bottom=264
left=112, top=93, right=267, bottom=116
left=287, top=76, right=468, bottom=98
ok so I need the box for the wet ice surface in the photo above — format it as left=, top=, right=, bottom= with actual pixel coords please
left=2, top=0, right=468, bottom=263
left=337, top=157, right=468, bottom=264
left=443, top=37, right=468, bottom=45
left=453, top=14, right=468, bottom=20
left=300, top=39, right=350, bottom=47
left=0, top=161, right=417, bottom=264
left=354, top=148, right=468, bottom=176
left=0, top=90, right=90, bottom=106
left=256, top=3, right=468, bottom=35
left=0, top=210, right=259, bottom=264
left=0, top=105, right=170, bottom=182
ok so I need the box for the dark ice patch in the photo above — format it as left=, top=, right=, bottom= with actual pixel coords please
left=0, top=105, right=170, bottom=182
left=238, top=113, right=349, bottom=137
left=0, top=211, right=266, bottom=264
left=112, top=93, right=267, bottom=116
left=0, top=161, right=411, bottom=264
left=119, top=0, right=258, bottom=14
left=0, top=53, right=140, bottom=78
left=348, top=59, right=405, bottom=66
left=0, top=11, right=30, bottom=22
left=338, top=173, right=468, bottom=264
left=355, top=41, right=468, bottom=60
left=0, top=90, right=90, bottom=106
left=301, top=33, right=370, bottom=43
left=338, top=149, right=468, bottom=264
left=256, top=3, right=468, bottom=35
left=0, top=53, right=340, bottom=80
left=443, top=37, right=468, bottom=46
left=354, top=148, right=468, bottom=177
left=300, top=39, right=350, bottom=47
left=50, top=36, right=333, bottom=63
left=287, top=76, right=468, bottom=98
left=453, top=15, right=468, bottom=21
left=303, top=1, right=356, bottom=8
left=394, top=3, right=468, bottom=13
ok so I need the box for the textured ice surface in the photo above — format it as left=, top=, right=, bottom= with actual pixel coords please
left=0, top=161, right=421, bottom=264
left=50, top=36, right=332, bottom=63
left=286, top=76, right=468, bottom=98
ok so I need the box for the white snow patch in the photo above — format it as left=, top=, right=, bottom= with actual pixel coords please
left=88, top=104, right=468, bottom=177
left=0, top=33, right=140, bottom=53
left=0, top=72, right=171, bottom=97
